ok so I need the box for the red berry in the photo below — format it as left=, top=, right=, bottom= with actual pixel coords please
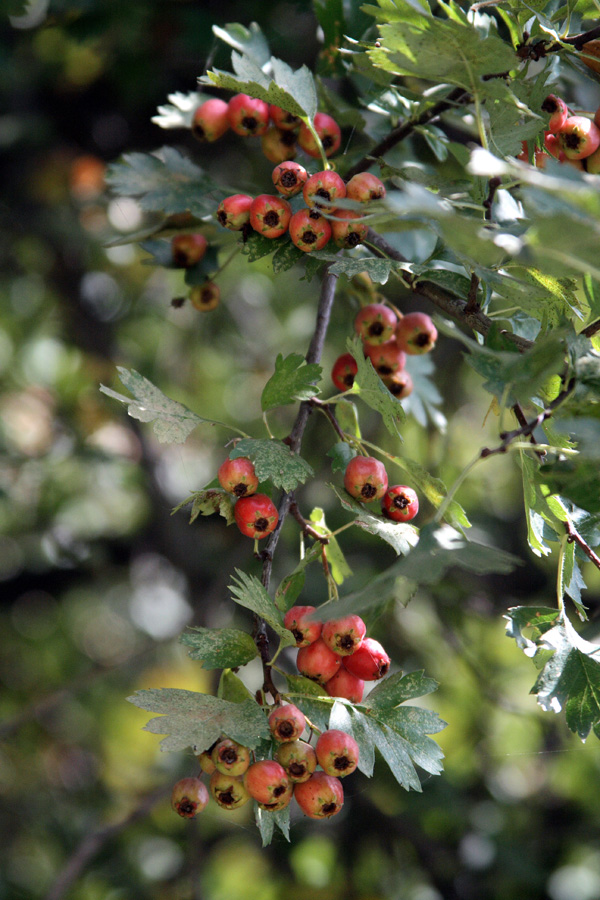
left=331, top=352, right=358, bottom=391
left=261, top=127, right=297, bottom=164
left=325, top=667, right=364, bottom=703
left=216, top=194, right=254, bottom=231
left=382, top=485, right=419, bottom=522
left=217, top=456, right=258, bottom=497
left=343, top=637, right=391, bottom=681
left=302, top=170, right=346, bottom=209
left=382, top=369, right=413, bottom=399
left=344, top=456, right=388, bottom=502
left=227, top=93, right=270, bottom=137
left=315, top=729, right=360, bottom=777
left=171, top=234, right=208, bottom=268
left=298, top=112, right=342, bottom=158
left=294, top=771, right=344, bottom=819
left=354, top=303, right=397, bottom=346
left=189, top=282, right=220, bottom=311
left=330, top=209, right=368, bottom=249
left=243, top=759, right=290, bottom=805
left=269, top=104, right=302, bottom=131
left=272, top=160, right=308, bottom=197
left=268, top=703, right=306, bottom=742
left=171, top=777, right=209, bottom=818
left=322, top=614, right=366, bottom=656
left=192, top=98, right=230, bottom=142
left=283, top=605, right=322, bottom=647
left=211, top=738, right=251, bottom=776
left=249, top=194, right=292, bottom=239
left=364, top=339, right=406, bottom=377
left=234, top=494, right=278, bottom=539
left=288, top=208, right=332, bottom=252
left=275, top=739, right=317, bottom=783
left=557, top=116, right=600, bottom=160
left=345, top=172, right=386, bottom=202
left=297, top=637, right=342, bottom=684
left=209, top=771, right=251, bottom=809
left=541, top=94, right=569, bottom=133
left=395, top=312, right=438, bottom=355
left=257, top=781, right=294, bottom=811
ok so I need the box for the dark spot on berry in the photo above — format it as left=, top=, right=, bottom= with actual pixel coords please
left=233, top=483, right=248, bottom=497
left=289, top=762, right=305, bottom=777
left=292, top=627, right=304, bottom=644
left=370, top=188, right=384, bottom=200
left=302, top=230, right=317, bottom=244
left=171, top=296, right=186, bottom=308
left=315, top=188, right=331, bottom=202
left=378, top=365, right=393, bottom=376
left=217, top=210, right=228, bottom=226
left=322, top=135, right=334, bottom=150
left=415, top=332, right=431, bottom=347
left=541, top=97, right=558, bottom=114
left=361, top=483, right=377, bottom=499
left=393, top=494, right=409, bottom=509
left=340, top=634, right=355, bottom=651
left=280, top=170, right=298, bottom=187
left=369, top=322, right=384, bottom=336
left=281, top=131, right=296, bottom=147
left=564, top=133, right=581, bottom=150
left=218, top=790, right=235, bottom=806
left=379, top=661, right=390, bottom=676
left=343, top=374, right=355, bottom=387
left=200, top=289, right=213, bottom=305
left=308, top=208, right=322, bottom=220
left=192, top=124, right=206, bottom=141
left=285, top=112, right=300, bottom=125
left=262, top=801, right=278, bottom=809
left=254, top=517, right=269, bottom=532
left=322, top=802, right=337, bottom=814
left=220, top=747, right=238, bottom=764
left=346, top=231, right=362, bottom=247
left=178, top=798, right=195, bottom=816
left=278, top=721, right=294, bottom=738
left=264, top=210, right=280, bottom=227
left=388, top=381, right=405, bottom=396
left=172, top=250, right=189, bottom=267
left=242, top=116, right=258, bottom=132
left=273, top=785, right=286, bottom=798
left=334, top=755, right=350, bottom=771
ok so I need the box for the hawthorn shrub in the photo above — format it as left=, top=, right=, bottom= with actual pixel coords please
left=99, top=2, right=600, bottom=845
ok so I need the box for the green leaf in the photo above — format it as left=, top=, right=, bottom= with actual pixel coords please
left=284, top=673, right=329, bottom=699
left=239, top=231, right=290, bottom=262
left=180, top=627, right=258, bottom=669
left=218, top=670, right=256, bottom=703
left=368, top=671, right=440, bottom=710
left=347, top=337, right=405, bottom=437
left=261, top=353, right=322, bottom=412
left=172, top=489, right=236, bottom=526
left=255, top=804, right=291, bottom=846
left=311, top=253, right=395, bottom=284
left=230, top=438, right=313, bottom=492
left=330, top=485, right=419, bottom=556
left=272, top=241, right=306, bottom=273
left=204, top=53, right=318, bottom=121
left=327, top=441, right=356, bottom=474
left=127, top=689, right=270, bottom=752
left=151, top=91, right=203, bottom=130
left=100, top=368, right=208, bottom=444
left=229, top=570, right=296, bottom=648
left=105, top=147, right=215, bottom=217
left=540, top=459, right=600, bottom=514
left=403, top=355, right=447, bottom=432
left=212, top=21, right=271, bottom=68
left=309, top=507, right=353, bottom=584
left=335, top=399, right=361, bottom=439
left=274, top=543, right=323, bottom=612
left=385, top=452, right=470, bottom=530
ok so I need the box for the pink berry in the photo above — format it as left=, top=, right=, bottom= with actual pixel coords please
left=243, top=759, right=290, bottom=805
left=191, top=98, right=230, bottom=143
left=227, top=93, right=270, bottom=137
left=395, top=312, right=438, bottom=355
left=283, top=605, right=322, bottom=647
left=171, top=233, right=208, bottom=268
left=297, top=637, right=342, bottom=684
left=382, top=369, right=413, bottom=399
left=216, top=194, right=254, bottom=231
left=209, top=771, right=251, bottom=809
left=269, top=104, right=302, bottom=131
left=345, top=172, right=386, bottom=202
left=315, top=729, right=360, bottom=777
left=382, top=485, right=419, bottom=522
left=217, top=456, right=258, bottom=497
left=544, top=131, right=564, bottom=160
left=557, top=116, right=600, bottom=160
left=298, top=112, right=341, bottom=159
left=331, top=353, right=358, bottom=391
left=234, top=494, right=278, bottom=539
left=330, top=209, right=369, bottom=249
left=325, top=667, right=365, bottom=703
left=343, top=637, right=391, bottom=681
left=271, top=160, right=308, bottom=197
left=261, top=127, right=297, bottom=164
left=302, top=170, right=346, bottom=209
left=249, top=194, right=292, bottom=239
left=171, top=777, right=209, bottom=818
left=294, top=771, right=344, bottom=819
left=363, top=339, right=407, bottom=377
left=211, top=738, right=251, bottom=776
left=257, top=781, right=294, bottom=811
left=288, top=208, right=332, bottom=252
left=541, top=94, right=569, bottom=133
left=189, top=282, right=220, bottom=312
left=354, top=303, right=398, bottom=346
left=343, top=456, right=388, bottom=503
left=268, top=703, right=306, bottom=742
left=275, top=739, right=317, bottom=783
left=322, top=614, right=366, bottom=656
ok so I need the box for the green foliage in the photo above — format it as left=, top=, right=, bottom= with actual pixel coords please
left=261, top=353, right=322, bottom=411
left=180, top=627, right=258, bottom=669
left=229, top=570, right=296, bottom=649
left=346, top=336, right=405, bottom=437
left=230, top=438, right=314, bottom=491
left=330, top=485, right=419, bottom=556
left=172, top=489, right=236, bottom=525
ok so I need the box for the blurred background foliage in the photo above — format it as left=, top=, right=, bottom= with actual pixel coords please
left=2, top=2, right=600, bottom=899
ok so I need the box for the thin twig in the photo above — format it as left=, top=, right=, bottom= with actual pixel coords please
left=465, top=272, right=480, bottom=314
left=480, top=381, right=575, bottom=458
left=513, top=401, right=546, bottom=460
left=289, top=500, right=329, bottom=544
left=581, top=318, right=600, bottom=339
left=565, top=519, right=600, bottom=571
left=309, top=397, right=347, bottom=441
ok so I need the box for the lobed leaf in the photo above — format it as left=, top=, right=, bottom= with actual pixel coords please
left=229, top=570, right=296, bottom=648
left=346, top=336, right=405, bottom=437
left=230, top=438, right=313, bottom=492
left=261, top=353, right=322, bottom=412
left=180, top=627, right=258, bottom=669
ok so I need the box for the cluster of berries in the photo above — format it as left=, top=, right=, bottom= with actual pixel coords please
left=217, top=455, right=278, bottom=540
left=331, top=301, right=438, bottom=400
left=192, top=93, right=342, bottom=164
left=343, top=454, right=419, bottom=523
left=216, top=165, right=385, bottom=253
left=284, top=607, right=391, bottom=704
left=518, top=93, right=600, bottom=171
left=172, top=708, right=360, bottom=821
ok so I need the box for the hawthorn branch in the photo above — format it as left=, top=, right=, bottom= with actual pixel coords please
left=581, top=318, right=600, bottom=339
left=480, top=380, right=575, bottom=458
left=565, top=520, right=600, bottom=571
left=289, top=499, right=329, bottom=544
left=515, top=23, right=600, bottom=59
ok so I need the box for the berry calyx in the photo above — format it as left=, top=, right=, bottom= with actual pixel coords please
left=243, top=759, right=290, bottom=805
left=227, top=93, right=270, bottom=137
left=211, top=738, right=251, bottom=776
left=268, top=703, right=306, bottom=742
left=283, top=604, right=322, bottom=647
left=382, top=485, right=419, bottom=522
left=298, top=112, right=342, bottom=158
left=234, top=494, right=278, bottom=539
left=294, top=771, right=344, bottom=819
left=209, top=771, right=251, bottom=809
left=330, top=209, right=369, bottom=249
left=296, top=637, right=342, bottom=684
left=272, top=160, right=308, bottom=197
left=191, top=98, right=230, bottom=143
left=541, top=94, right=569, bottom=133
left=331, top=352, right=358, bottom=391
left=345, top=172, right=386, bottom=202
left=269, top=104, right=302, bottom=131
left=382, top=369, right=413, bottom=399
left=321, top=614, right=366, bottom=656
left=354, top=303, right=398, bottom=346
left=325, top=666, right=365, bottom=703
left=216, top=194, right=254, bottom=231
left=249, top=194, right=292, bottom=239
left=315, top=729, right=360, bottom=778
left=275, top=739, right=317, bottom=783
left=343, top=456, right=388, bottom=502
left=261, top=127, right=297, bottom=164
left=395, top=312, right=438, bottom=355
left=288, top=208, right=332, bottom=252
left=343, top=637, right=391, bottom=681
left=171, top=777, right=210, bottom=818
left=189, top=282, right=220, bottom=311
left=364, top=339, right=407, bottom=377
left=171, top=233, right=208, bottom=268
left=302, top=170, right=346, bottom=209
left=217, top=456, right=259, bottom=497
left=557, top=116, right=600, bottom=160
left=257, top=781, right=294, bottom=811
